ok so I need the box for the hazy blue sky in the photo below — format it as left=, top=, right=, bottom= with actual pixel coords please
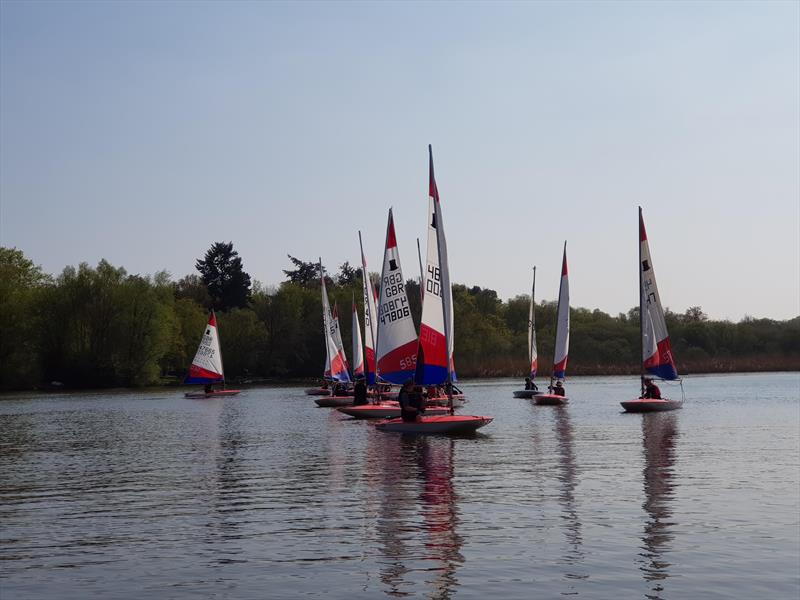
left=1, top=1, right=798, bottom=321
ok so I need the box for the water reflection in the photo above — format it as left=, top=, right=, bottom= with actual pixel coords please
left=416, top=437, right=463, bottom=599
left=370, top=434, right=463, bottom=599
left=639, top=413, right=679, bottom=599
left=552, top=407, right=585, bottom=578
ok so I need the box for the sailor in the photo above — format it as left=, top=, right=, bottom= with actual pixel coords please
left=353, top=378, right=368, bottom=405
left=642, top=378, right=662, bottom=399
left=399, top=379, right=425, bottom=422
left=552, top=380, right=565, bottom=396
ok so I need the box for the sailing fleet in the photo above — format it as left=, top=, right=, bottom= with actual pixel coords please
left=185, top=147, right=685, bottom=425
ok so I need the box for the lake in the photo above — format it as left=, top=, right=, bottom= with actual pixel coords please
left=1, top=372, right=798, bottom=599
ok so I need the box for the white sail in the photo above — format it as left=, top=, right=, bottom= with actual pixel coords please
left=528, top=267, right=538, bottom=379
left=359, top=231, right=379, bottom=385
left=352, top=295, right=365, bottom=378
left=639, top=207, right=678, bottom=380
left=552, top=243, right=569, bottom=380
left=376, top=208, right=418, bottom=384
left=320, top=261, right=350, bottom=382
left=185, top=311, right=225, bottom=383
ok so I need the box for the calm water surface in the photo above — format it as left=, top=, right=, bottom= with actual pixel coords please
left=1, top=373, right=798, bottom=599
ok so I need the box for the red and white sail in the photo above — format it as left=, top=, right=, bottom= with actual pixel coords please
left=552, top=243, right=569, bottom=380
left=416, top=145, right=454, bottom=385
left=640, top=208, right=678, bottom=380
left=330, top=302, right=351, bottom=377
left=185, top=311, right=225, bottom=384
left=320, top=261, right=350, bottom=383
left=359, top=231, right=379, bottom=385
left=351, top=295, right=365, bottom=379
left=376, top=208, right=418, bottom=384
left=528, top=267, right=538, bottom=379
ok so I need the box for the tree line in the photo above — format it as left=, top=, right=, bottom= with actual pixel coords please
left=1, top=244, right=798, bottom=390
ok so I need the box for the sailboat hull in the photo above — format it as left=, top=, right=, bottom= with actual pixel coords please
left=314, top=396, right=354, bottom=407
left=620, top=398, right=682, bottom=412
left=374, top=414, right=492, bottom=434
left=513, top=390, right=539, bottom=399
left=338, top=404, right=450, bottom=419
left=184, top=390, right=242, bottom=399
left=533, top=393, right=568, bottom=405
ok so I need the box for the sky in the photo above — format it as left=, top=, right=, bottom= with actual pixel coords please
left=1, top=0, right=798, bottom=321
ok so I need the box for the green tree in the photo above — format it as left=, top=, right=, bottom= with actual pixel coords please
left=196, top=242, right=252, bottom=311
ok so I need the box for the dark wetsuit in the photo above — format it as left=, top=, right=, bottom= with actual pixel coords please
left=552, top=385, right=565, bottom=397
left=643, top=383, right=661, bottom=399
left=353, top=381, right=368, bottom=405
left=399, top=388, right=425, bottom=422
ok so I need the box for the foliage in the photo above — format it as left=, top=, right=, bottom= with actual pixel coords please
left=1, top=246, right=797, bottom=390
left=195, top=242, right=252, bottom=310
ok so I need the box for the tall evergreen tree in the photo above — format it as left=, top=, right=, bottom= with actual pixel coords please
left=195, top=242, right=252, bottom=311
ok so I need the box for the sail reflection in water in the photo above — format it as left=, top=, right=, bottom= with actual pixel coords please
left=369, top=433, right=463, bottom=598
left=639, top=412, right=679, bottom=598
left=552, top=407, right=585, bottom=576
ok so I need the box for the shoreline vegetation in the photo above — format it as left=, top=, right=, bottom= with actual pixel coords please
left=2, top=246, right=798, bottom=392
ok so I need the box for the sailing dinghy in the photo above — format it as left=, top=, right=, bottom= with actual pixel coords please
left=513, top=267, right=540, bottom=399
left=534, top=243, right=570, bottom=406
left=315, top=261, right=354, bottom=407
left=184, top=311, right=241, bottom=398
left=621, top=208, right=684, bottom=412
left=375, top=146, right=491, bottom=434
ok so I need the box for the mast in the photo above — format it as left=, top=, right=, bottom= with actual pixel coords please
left=416, top=237, right=425, bottom=303
left=639, top=206, right=645, bottom=397
left=529, top=266, right=537, bottom=380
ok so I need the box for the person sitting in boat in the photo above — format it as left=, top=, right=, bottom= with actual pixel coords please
left=353, top=378, right=368, bottom=406
left=524, top=377, right=538, bottom=391
left=642, top=378, right=661, bottom=399
left=399, top=379, right=425, bottom=422
left=332, top=382, right=345, bottom=396
left=426, top=385, right=438, bottom=399
left=551, top=381, right=565, bottom=396
left=204, top=384, right=213, bottom=394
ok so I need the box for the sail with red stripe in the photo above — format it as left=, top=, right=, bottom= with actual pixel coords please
left=528, top=267, right=538, bottom=379
left=552, top=243, right=569, bottom=380
left=330, top=302, right=351, bottom=382
left=639, top=208, right=678, bottom=380
left=359, top=231, right=379, bottom=385
left=416, top=145, right=453, bottom=385
left=376, top=208, right=418, bottom=384
left=320, top=261, right=350, bottom=383
left=352, top=294, right=365, bottom=379
left=185, top=311, right=225, bottom=384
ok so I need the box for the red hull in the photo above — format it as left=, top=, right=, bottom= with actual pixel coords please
left=374, top=414, right=492, bottom=434
left=337, top=404, right=450, bottom=419
left=533, top=394, right=568, bottom=405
